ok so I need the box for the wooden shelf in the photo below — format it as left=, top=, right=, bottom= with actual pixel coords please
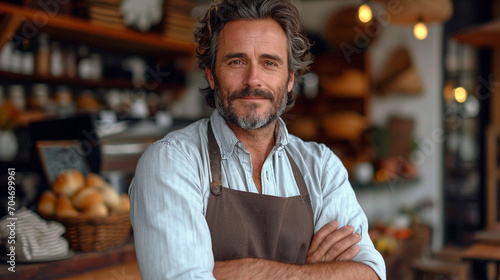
left=453, top=19, right=500, bottom=47
left=0, top=70, right=181, bottom=91
left=0, top=2, right=196, bottom=55
left=352, top=177, right=420, bottom=191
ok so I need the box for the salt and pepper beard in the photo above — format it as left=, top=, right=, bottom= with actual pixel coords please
left=214, top=77, right=290, bottom=130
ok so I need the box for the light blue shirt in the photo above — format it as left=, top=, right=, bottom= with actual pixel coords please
left=129, top=110, right=386, bottom=279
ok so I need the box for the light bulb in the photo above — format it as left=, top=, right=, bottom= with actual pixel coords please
left=453, top=86, right=467, bottom=103
left=414, top=21, right=428, bottom=40
left=358, top=4, right=373, bottom=23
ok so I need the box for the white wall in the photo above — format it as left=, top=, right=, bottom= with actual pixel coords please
left=363, top=23, right=444, bottom=249
left=300, top=1, right=444, bottom=249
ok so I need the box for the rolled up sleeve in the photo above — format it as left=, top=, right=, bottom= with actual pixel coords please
left=129, top=140, right=216, bottom=280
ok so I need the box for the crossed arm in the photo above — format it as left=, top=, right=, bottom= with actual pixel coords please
left=213, top=221, right=380, bottom=280
left=214, top=221, right=379, bottom=280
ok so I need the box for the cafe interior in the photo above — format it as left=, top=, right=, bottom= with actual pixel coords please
left=0, top=0, right=499, bottom=279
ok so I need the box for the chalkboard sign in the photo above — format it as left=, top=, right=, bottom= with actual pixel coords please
left=36, top=140, right=89, bottom=185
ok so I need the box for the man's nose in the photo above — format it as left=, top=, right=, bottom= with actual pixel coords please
left=244, top=63, right=262, bottom=88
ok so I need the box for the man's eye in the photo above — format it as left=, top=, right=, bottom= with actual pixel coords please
left=264, top=61, right=278, bottom=67
left=229, top=60, right=243, bottom=65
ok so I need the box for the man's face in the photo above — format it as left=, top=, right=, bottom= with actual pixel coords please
left=206, top=19, right=295, bottom=130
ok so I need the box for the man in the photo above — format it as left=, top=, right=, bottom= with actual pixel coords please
left=129, top=0, right=385, bottom=279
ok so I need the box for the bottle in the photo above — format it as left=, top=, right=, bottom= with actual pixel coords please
left=30, top=84, right=50, bottom=111
left=64, top=45, right=77, bottom=79
left=20, top=38, right=34, bottom=75
left=0, top=42, right=13, bottom=71
left=50, top=42, right=64, bottom=77
left=22, top=51, right=34, bottom=75
left=55, top=86, right=76, bottom=117
left=77, top=46, right=91, bottom=80
left=11, top=50, right=23, bottom=74
left=35, top=33, right=50, bottom=76
left=8, top=85, right=26, bottom=111
left=129, top=90, right=149, bottom=119
left=89, top=53, right=102, bottom=80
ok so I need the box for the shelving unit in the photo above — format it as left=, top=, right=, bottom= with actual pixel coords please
left=453, top=20, right=500, bottom=47
left=453, top=19, right=500, bottom=231
left=285, top=51, right=370, bottom=173
left=0, top=70, right=162, bottom=89
left=0, top=1, right=196, bottom=96
left=0, top=70, right=187, bottom=95
left=0, top=2, right=196, bottom=55
left=0, top=2, right=196, bottom=180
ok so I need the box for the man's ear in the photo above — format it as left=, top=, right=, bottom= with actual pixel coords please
left=205, top=67, right=215, bottom=90
left=287, top=71, right=295, bottom=93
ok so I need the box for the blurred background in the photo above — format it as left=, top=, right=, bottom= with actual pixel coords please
left=0, top=0, right=499, bottom=279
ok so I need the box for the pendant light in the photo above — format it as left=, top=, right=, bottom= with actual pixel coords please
left=358, top=1, right=373, bottom=23
left=377, top=0, right=453, bottom=39
left=453, top=86, right=467, bottom=103
left=413, top=17, right=428, bottom=40
left=452, top=44, right=470, bottom=104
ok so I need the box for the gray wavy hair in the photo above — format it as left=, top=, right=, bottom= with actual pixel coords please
left=193, top=0, right=313, bottom=109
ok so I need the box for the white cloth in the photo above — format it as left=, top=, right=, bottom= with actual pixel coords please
left=130, top=110, right=386, bottom=279
left=120, top=0, right=164, bottom=31
left=0, top=208, right=69, bottom=261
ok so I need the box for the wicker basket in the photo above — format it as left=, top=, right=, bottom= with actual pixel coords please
left=55, top=211, right=132, bottom=252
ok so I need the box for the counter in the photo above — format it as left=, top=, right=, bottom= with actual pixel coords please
left=0, top=238, right=137, bottom=280
left=100, top=119, right=194, bottom=174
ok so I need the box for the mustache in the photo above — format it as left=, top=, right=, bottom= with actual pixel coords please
left=228, top=88, right=275, bottom=102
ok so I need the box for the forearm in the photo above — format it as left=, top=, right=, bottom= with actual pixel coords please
left=214, top=259, right=379, bottom=280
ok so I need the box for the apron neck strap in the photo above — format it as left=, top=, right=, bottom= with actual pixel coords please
left=208, top=121, right=223, bottom=189
left=207, top=121, right=308, bottom=196
left=284, top=149, right=309, bottom=196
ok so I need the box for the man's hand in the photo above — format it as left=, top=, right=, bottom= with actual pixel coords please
left=306, top=221, right=362, bottom=263
left=213, top=221, right=375, bottom=279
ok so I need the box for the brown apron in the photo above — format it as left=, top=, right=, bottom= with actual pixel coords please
left=205, top=122, right=314, bottom=264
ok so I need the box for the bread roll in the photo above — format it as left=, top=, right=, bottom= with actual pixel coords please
left=55, top=196, right=80, bottom=218
left=116, top=193, right=130, bottom=212
left=96, top=185, right=120, bottom=210
left=83, top=201, right=108, bottom=218
left=72, top=187, right=104, bottom=210
left=52, top=169, right=84, bottom=197
left=38, top=190, right=57, bottom=219
left=85, top=173, right=110, bottom=189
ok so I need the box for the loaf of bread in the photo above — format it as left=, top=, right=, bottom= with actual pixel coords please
left=85, top=173, right=110, bottom=189
left=37, top=171, right=130, bottom=220
left=72, top=187, right=104, bottom=211
left=52, top=169, right=84, bottom=197
left=95, top=185, right=120, bottom=210
left=38, top=190, right=57, bottom=219
left=55, top=195, right=80, bottom=218
left=115, top=193, right=131, bottom=212
left=83, top=201, right=108, bottom=218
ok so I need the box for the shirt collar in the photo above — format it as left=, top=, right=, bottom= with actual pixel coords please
left=209, top=110, right=290, bottom=159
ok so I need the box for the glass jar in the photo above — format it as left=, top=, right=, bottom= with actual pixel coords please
left=30, top=84, right=50, bottom=111
left=8, top=85, right=26, bottom=111
left=54, top=86, right=76, bottom=117
left=35, top=33, right=50, bottom=76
